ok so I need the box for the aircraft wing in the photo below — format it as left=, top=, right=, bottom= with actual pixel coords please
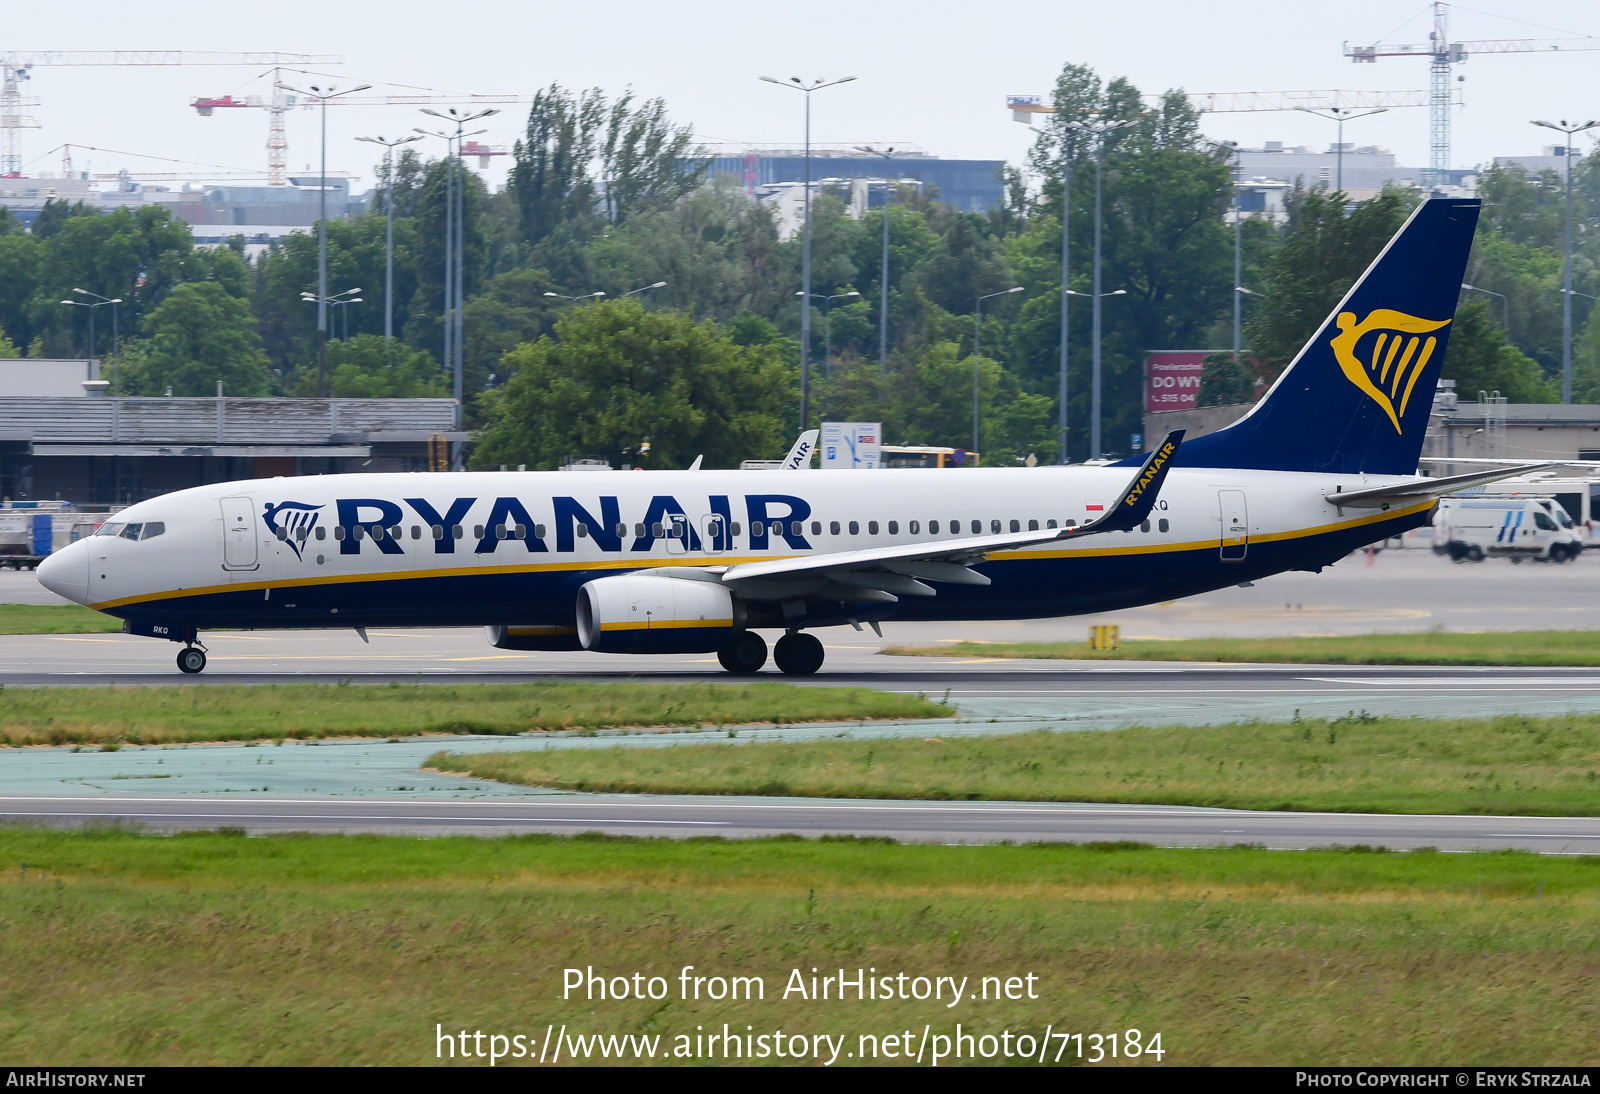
left=718, top=431, right=1183, bottom=603
left=1326, top=462, right=1561, bottom=508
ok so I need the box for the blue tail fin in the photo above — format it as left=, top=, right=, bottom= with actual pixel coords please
left=1175, top=197, right=1480, bottom=475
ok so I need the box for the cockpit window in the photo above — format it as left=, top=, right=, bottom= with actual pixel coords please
left=96, top=523, right=124, bottom=537
left=119, top=523, right=143, bottom=540
left=141, top=522, right=165, bottom=540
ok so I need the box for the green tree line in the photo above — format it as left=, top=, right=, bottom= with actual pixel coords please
left=1, top=64, right=1593, bottom=468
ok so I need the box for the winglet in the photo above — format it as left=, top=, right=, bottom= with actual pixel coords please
left=781, top=429, right=819, bottom=469
left=1078, top=431, right=1184, bottom=535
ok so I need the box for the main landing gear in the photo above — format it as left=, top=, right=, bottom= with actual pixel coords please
left=176, top=646, right=207, bottom=674
left=717, top=631, right=767, bottom=675
left=773, top=632, right=824, bottom=676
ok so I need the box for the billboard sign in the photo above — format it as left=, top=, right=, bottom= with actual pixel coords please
left=820, top=421, right=881, bottom=469
left=1146, top=351, right=1209, bottom=413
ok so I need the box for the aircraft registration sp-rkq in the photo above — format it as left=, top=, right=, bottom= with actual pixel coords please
left=40, top=198, right=1545, bottom=675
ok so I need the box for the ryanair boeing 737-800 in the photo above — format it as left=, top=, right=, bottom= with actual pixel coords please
left=39, top=197, right=1541, bottom=675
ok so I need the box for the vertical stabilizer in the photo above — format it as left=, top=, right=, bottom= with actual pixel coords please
left=1175, top=197, right=1480, bottom=475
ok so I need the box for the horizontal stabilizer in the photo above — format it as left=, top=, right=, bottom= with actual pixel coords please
left=1327, top=462, right=1559, bottom=507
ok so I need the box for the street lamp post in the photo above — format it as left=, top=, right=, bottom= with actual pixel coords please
left=301, top=288, right=362, bottom=352
left=1058, top=129, right=1074, bottom=463
left=796, top=290, right=859, bottom=376
left=1206, top=141, right=1246, bottom=363
left=622, top=281, right=668, bottom=298
left=974, top=287, right=1024, bottom=454
left=1461, top=283, right=1509, bottom=328
left=1533, top=118, right=1598, bottom=404
left=355, top=134, right=422, bottom=345
left=543, top=291, right=607, bottom=303
left=760, top=75, right=857, bottom=431
left=279, top=82, right=372, bottom=398
left=1066, top=118, right=1136, bottom=458
left=68, top=288, right=121, bottom=396
left=855, top=145, right=895, bottom=372
left=1297, top=107, right=1387, bottom=193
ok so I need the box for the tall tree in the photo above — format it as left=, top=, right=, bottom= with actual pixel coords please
left=121, top=282, right=274, bottom=397
left=471, top=300, right=795, bottom=470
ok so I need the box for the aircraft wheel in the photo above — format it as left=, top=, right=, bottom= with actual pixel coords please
left=773, top=632, right=824, bottom=676
left=717, top=631, right=767, bottom=675
left=177, top=647, right=207, bottom=674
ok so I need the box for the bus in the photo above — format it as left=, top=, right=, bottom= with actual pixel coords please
left=879, top=446, right=979, bottom=469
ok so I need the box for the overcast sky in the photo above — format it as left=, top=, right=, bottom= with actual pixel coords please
left=7, top=0, right=1600, bottom=193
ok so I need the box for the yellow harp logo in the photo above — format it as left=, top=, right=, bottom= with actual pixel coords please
left=1330, top=309, right=1451, bottom=433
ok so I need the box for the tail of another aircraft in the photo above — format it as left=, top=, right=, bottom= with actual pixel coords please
left=1174, top=197, right=1480, bottom=475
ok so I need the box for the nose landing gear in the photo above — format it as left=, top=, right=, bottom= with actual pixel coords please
left=177, top=646, right=207, bottom=674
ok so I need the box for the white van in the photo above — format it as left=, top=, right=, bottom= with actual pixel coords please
left=1433, top=497, right=1584, bottom=563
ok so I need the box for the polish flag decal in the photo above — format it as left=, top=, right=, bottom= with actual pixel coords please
left=1085, top=501, right=1104, bottom=512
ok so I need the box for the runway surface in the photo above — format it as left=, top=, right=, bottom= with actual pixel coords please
left=6, top=551, right=1598, bottom=851
left=3, top=792, right=1598, bottom=851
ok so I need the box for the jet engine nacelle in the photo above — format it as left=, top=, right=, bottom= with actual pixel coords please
left=576, top=573, right=743, bottom=654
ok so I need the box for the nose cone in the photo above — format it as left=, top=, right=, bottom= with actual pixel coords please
left=37, top=540, right=90, bottom=605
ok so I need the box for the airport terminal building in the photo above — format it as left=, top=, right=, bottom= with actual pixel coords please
left=0, top=361, right=459, bottom=506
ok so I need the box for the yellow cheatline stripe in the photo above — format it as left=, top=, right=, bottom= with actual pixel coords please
left=91, top=500, right=1432, bottom=612
left=599, top=619, right=734, bottom=632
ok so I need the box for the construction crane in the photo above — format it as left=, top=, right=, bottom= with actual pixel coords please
left=1006, top=89, right=1431, bottom=124
left=0, top=52, right=339, bottom=177
left=1345, top=2, right=1600, bottom=187
left=191, top=72, right=524, bottom=185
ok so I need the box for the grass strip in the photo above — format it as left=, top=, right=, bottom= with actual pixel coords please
left=0, top=681, right=951, bottom=747
left=431, top=712, right=1600, bottom=816
left=882, top=630, right=1600, bottom=666
left=0, top=603, right=123, bottom=634
left=1, top=827, right=1596, bottom=1065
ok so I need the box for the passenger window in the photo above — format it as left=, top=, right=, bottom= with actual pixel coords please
left=389, top=526, right=400, bottom=540
left=1028, top=520, right=1038, bottom=531
left=453, top=525, right=464, bottom=540
left=1064, top=519, right=1077, bottom=528
left=334, top=526, right=346, bottom=541
left=141, top=522, right=165, bottom=540
left=355, top=526, right=367, bottom=541
left=535, top=524, right=546, bottom=539
left=515, top=524, right=528, bottom=539
left=848, top=521, right=860, bottom=535
left=431, top=525, right=443, bottom=540
left=830, top=521, right=841, bottom=535
left=973, top=520, right=982, bottom=534
left=635, top=523, right=647, bottom=538
left=953, top=521, right=963, bottom=535
left=317, top=526, right=328, bottom=541
left=1141, top=519, right=1151, bottom=533
left=910, top=520, right=921, bottom=534
left=811, top=521, right=822, bottom=535
left=651, top=522, right=664, bottom=537
left=295, top=525, right=307, bottom=542
left=1158, top=518, right=1169, bottom=533
left=410, top=525, right=421, bottom=540
left=731, top=522, right=742, bottom=537
left=791, top=521, right=802, bottom=537
left=888, top=521, right=899, bottom=535
left=274, top=525, right=288, bottom=541
left=615, top=523, right=627, bottom=538
left=577, top=523, right=590, bottom=538
left=474, top=525, right=484, bottom=539
left=1047, top=519, right=1057, bottom=528
left=868, top=521, right=879, bottom=535
left=928, top=520, right=939, bottom=534
left=1009, top=519, right=1020, bottom=533
left=119, top=523, right=143, bottom=540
